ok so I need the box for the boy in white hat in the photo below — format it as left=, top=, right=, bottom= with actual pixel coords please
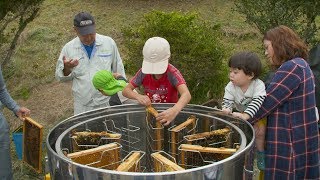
left=122, top=37, right=191, bottom=126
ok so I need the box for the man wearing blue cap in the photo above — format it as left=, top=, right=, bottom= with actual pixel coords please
left=55, top=12, right=126, bottom=115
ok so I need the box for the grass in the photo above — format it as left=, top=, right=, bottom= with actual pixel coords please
left=10, top=110, right=72, bottom=180
left=2, top=0, right=267, bottom=179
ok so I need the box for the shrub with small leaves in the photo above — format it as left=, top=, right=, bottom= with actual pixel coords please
left=122, top=11, right=228, bottom=104
left=234, top=0, right=320, bottom=46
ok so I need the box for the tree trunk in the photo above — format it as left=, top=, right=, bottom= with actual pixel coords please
left=2, top=7, right=40, bottom=66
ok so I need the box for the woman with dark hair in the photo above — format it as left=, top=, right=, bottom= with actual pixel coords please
left=247, top=25, right=320, bottom=179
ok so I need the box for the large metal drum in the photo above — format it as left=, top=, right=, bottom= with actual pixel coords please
left=46, top=104, right=255, bottom=180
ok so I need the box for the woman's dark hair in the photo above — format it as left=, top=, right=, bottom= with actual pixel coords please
left=263, top=25, right=308, bottom=68
left=228, top=51, right=262, bottom=79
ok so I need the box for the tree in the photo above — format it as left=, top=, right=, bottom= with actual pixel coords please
left=234, top=0, right=320, bottom=46
left=0, top=0, right=44, bottom=66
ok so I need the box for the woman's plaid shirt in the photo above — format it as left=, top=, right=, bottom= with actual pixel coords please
left=250, top=58, right=320, bottom=180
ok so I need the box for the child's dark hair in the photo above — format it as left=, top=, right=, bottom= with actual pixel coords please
left=228, top=51, right=262, bottom=79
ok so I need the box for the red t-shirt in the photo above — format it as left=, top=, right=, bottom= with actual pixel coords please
left=130, top=64, right=186, bottom=103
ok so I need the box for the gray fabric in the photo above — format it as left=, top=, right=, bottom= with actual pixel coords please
left=308, top=44, right=320, bottom=68
left=308, top=45, right=320, bottom=126
left=0, top=119, right=13, bottom=180
left=0, top=69, right=19, bottom=113
left=0, top=67, right=20, bottom=180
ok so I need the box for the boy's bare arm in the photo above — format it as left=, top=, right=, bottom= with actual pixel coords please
left=174, top=84, right=191, bottom=112
left=156, top=84, right=191, bottom=126
left=122, top=83, right=151, bottom=106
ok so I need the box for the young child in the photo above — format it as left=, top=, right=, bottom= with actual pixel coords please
left=122, top=37, right=191, bottom=126
left=92, top=70, right=136, bottom=106
left=221, top=51, right=266, bottom=170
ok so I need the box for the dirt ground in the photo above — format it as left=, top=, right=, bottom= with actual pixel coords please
left=6, top=81, right=73, bottom=132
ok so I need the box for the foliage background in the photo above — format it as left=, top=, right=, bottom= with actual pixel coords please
left=0, top=0, right=319, bottom=179
left=235, top=0, right=320, bottom=45
left=123, top=11, right=228, bottom=103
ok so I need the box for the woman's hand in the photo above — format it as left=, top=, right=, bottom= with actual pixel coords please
left=16, top=107, right=30, bottom=121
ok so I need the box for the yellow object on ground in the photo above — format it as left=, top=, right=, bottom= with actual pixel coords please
left=44, top=173, right=50, bottom=180
left=257, top=117, right=267, bottom=126
left=259, top=170, right=264, bottom=180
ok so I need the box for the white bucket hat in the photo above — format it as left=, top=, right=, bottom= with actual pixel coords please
left=142, top=37, right=170, bottom=74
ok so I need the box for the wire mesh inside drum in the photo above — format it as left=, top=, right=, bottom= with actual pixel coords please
left=178, top=144, right=238, bottom=169
left=168, top=115, right=198, bottom=159
left=70, top=129, right=122, bottom=152
left=58, top=106, right=244, bottom=173
left=51, top=104, right=254, bottom=179
left=151, top=151, right=185, bottom=172
left=116, top=151, right=146, bottom=172
left=177, top=121, right=240, bottom=169
left=67, top=142, right=122, bottom=170
left=184, top=125, right=233, bottom=148
left=104, top=119, right=141, bottom=155
left=65, top=117, right=148, bottom=172
left=146, top=110, right=164, bottom=152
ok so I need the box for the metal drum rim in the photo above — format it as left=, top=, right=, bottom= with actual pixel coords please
left=47, top=103, right=255, bottom=176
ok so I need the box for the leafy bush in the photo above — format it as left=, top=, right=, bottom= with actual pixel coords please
left=122, top=11, right=228, bottom=104
left=234, top=0, right=320, bottom=46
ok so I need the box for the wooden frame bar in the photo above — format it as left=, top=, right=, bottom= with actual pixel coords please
left=184, top=127, right=231, bottom=141
left=151, top=152, right=185, bottom=172
left=146, top=105, right=163, bottom=151
left=170, top=115, right=196, bottom=158
left=23, top=117, right=43, bottom=173
left=116, top=151, right=143, bottom=172
left=179, top=144, right=236, bottom=154
left=67, top=143, right=121, bottom=170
